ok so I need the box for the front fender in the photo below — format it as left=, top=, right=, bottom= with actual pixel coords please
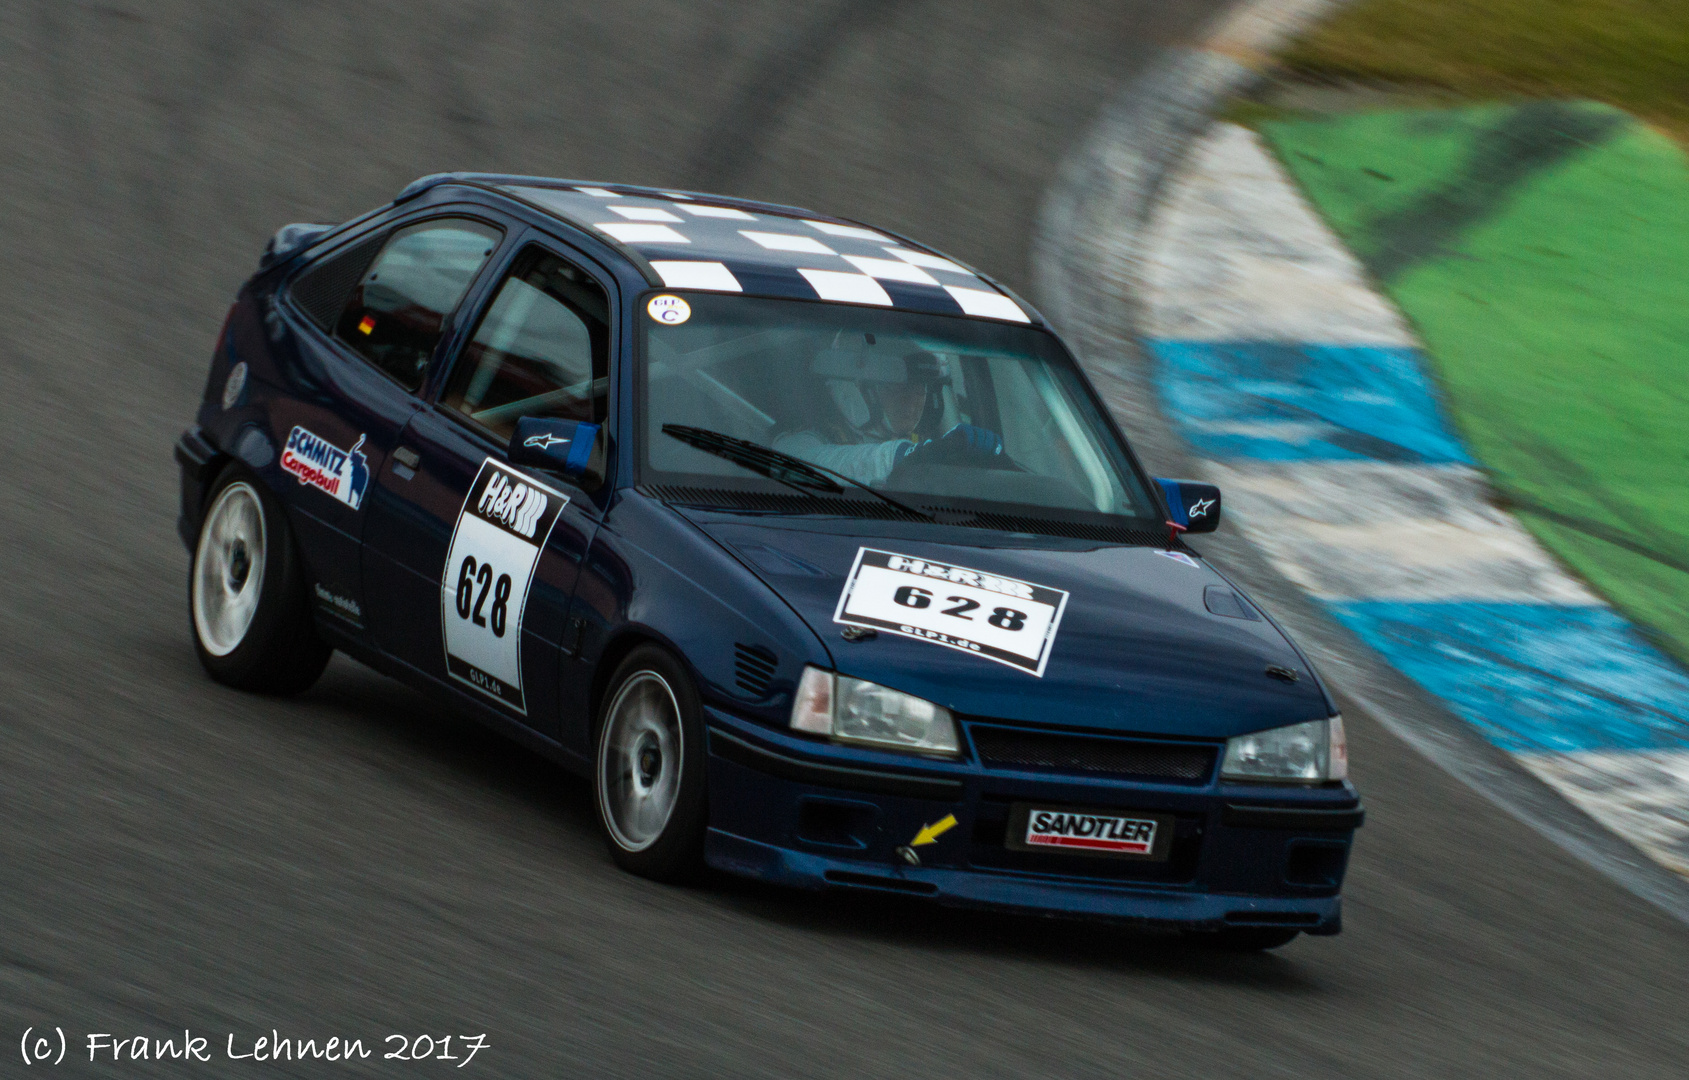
left=566, top=490, right=835, bottom=748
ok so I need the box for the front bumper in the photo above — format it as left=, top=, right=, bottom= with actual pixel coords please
left=703, top=706, right=1361, bottom=934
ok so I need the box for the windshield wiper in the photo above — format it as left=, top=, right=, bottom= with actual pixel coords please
left=661, top=424, right=934, bottom=522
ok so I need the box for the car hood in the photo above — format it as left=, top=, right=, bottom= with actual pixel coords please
left=686, top=512, right=1330, bottom=739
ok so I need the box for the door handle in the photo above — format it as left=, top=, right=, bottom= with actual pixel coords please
left=392, top=445, right=421, bottom=479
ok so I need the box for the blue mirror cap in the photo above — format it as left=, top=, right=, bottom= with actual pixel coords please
left=511, top=417, right=600, bottom=476
left=1155, top=478, right=1222, bottom=533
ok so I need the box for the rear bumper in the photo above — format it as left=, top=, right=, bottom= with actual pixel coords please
left=702, top=707, right=1359, bottom=934
left=174, top=425, right=221, bottom=549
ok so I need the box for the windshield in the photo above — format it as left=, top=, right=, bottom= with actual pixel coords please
left=639, top=294, right=1158, bottom=521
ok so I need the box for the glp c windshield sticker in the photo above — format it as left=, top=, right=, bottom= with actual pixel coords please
left=647, top=294, right=691, bottom=324
left=281, top=426, right=369, bottom=510
left=441, top=459, right=568, bottom=714
left=834, top=548, right=1069, bottom=676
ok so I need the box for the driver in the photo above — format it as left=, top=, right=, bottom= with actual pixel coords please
left=772, top=344, right=1003, bottom=486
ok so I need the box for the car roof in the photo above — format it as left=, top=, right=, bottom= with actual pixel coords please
left=397, top=173, right=1039, bottom=325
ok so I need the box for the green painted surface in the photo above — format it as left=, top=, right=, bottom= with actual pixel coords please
left=1262, top=104, right=1689, bottom=663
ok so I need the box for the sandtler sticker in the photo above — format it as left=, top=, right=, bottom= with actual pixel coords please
left=1024, top=809, right=1157, bottom=854
left=833, top=548, right=1069, bottom=677
left=441, top=459, right=567, bottom=714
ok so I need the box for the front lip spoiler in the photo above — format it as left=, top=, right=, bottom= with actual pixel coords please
left=707, top=726, right=964, bottom=801
left=1221, top=803, right=1365, bottom=830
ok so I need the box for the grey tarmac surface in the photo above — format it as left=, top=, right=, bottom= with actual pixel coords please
left=2, top=1, right=1686, bottom=1076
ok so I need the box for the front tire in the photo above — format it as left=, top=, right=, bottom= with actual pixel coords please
left=593, top=645, right=708, bottom=882
left=190, top=464, right=331, bottom=694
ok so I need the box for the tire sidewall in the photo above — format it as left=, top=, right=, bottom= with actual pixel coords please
left=189, top=463, right=318, bottom=690
left=593, top=645, right=708, bottom=880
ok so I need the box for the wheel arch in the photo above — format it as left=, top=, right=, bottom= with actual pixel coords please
left=588, top=625, right=691, bottom=735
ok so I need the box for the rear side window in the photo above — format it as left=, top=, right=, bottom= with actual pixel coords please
left=332, top=219, right=503, bottom=391
left=440, top=245, right=610, bottom=440
left=290, top=232, right=384, bottom=331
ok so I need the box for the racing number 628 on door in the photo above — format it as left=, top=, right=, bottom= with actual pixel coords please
left=441, top=459, right=567, bottom=714
left=455, top=555, right=512, bottom=637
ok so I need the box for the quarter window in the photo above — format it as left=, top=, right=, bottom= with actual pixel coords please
left=441, top=246, right=610, bottom=440
left=334, top=219, right=503, bottom=391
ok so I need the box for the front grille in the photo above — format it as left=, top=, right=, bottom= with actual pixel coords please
left=733, top=643, right=777, bottom=697
left=970, top=726, right=1216, bottom=784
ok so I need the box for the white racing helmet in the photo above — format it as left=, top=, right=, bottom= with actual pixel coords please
left=811, top=340, right=947, bottom=431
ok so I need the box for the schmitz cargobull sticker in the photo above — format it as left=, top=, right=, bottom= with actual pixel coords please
left=441, top=459, right=567, bottom=713
left=833, top=548, right=1069, bottom=676
left=280, top=425, right=369, bottom=510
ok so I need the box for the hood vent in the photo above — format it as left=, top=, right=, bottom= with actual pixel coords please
left=734, top=643, right=778, bottom=697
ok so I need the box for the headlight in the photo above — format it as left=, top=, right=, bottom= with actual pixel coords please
left=1221, top=716, right=1348, bottom=782
left=790, top=667, right=960, bottom=756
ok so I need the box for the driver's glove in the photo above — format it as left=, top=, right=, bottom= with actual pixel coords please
left=897, top=423, right=1004, bottom=466
left=939, top=423, right=1003, bottom=457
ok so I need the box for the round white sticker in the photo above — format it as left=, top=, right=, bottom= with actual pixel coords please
left=647, top=294, right=691, bottom=325
left=221, top=361, right=248, bottom=409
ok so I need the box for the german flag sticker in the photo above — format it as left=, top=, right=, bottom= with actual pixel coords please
left=357, top=314, right=376, bottom=335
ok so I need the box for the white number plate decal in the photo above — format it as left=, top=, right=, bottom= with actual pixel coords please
left=1023, top=809, right=1158, bottom=855
left=833, top=548, right=1069, bottom=676
left=441, top=459, right=567, bottom=713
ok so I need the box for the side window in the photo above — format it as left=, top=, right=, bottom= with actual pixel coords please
left=289, top=231, right=385, bottom=331
left=441, top=245, right=610, bottom=441
left=333, top=219, right=503, bottom=391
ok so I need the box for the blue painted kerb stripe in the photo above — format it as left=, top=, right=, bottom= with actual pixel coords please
left=1149, top=337, right=1689, bottom=757
left=1149, top=341, right=1474, bottom=465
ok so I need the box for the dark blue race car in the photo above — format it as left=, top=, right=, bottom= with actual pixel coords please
left=176, top=174, right=1361, bottom=950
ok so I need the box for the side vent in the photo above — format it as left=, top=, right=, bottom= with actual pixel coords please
left=733, top=643, right=778, bottom=697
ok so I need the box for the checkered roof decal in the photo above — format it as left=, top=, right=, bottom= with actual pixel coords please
left=498, top=183, right=1030, bottom=323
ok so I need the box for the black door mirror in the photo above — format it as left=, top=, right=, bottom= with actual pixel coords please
left=510, top=417, right=607, bottom=491
left=1155, top=478, right=1222, bottom=534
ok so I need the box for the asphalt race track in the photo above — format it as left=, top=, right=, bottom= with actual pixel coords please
left=3, top=2, right=1687, bottom=1076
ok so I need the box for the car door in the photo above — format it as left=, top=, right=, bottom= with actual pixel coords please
left=277, top=215, right=505, bottom=636
left=361, top=235, right=614, bottom=739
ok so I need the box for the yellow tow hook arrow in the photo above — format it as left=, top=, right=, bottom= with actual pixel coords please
left=896, top=814, right=959, bottom=866
left=911, top=814, right=958, bottom=847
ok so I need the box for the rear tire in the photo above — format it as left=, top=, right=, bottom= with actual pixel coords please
left=1183, top=927, right=1301, bottom=952
left=593, top=645, right=708, bottom=882
left=189, top=464, right=331, bottom=695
